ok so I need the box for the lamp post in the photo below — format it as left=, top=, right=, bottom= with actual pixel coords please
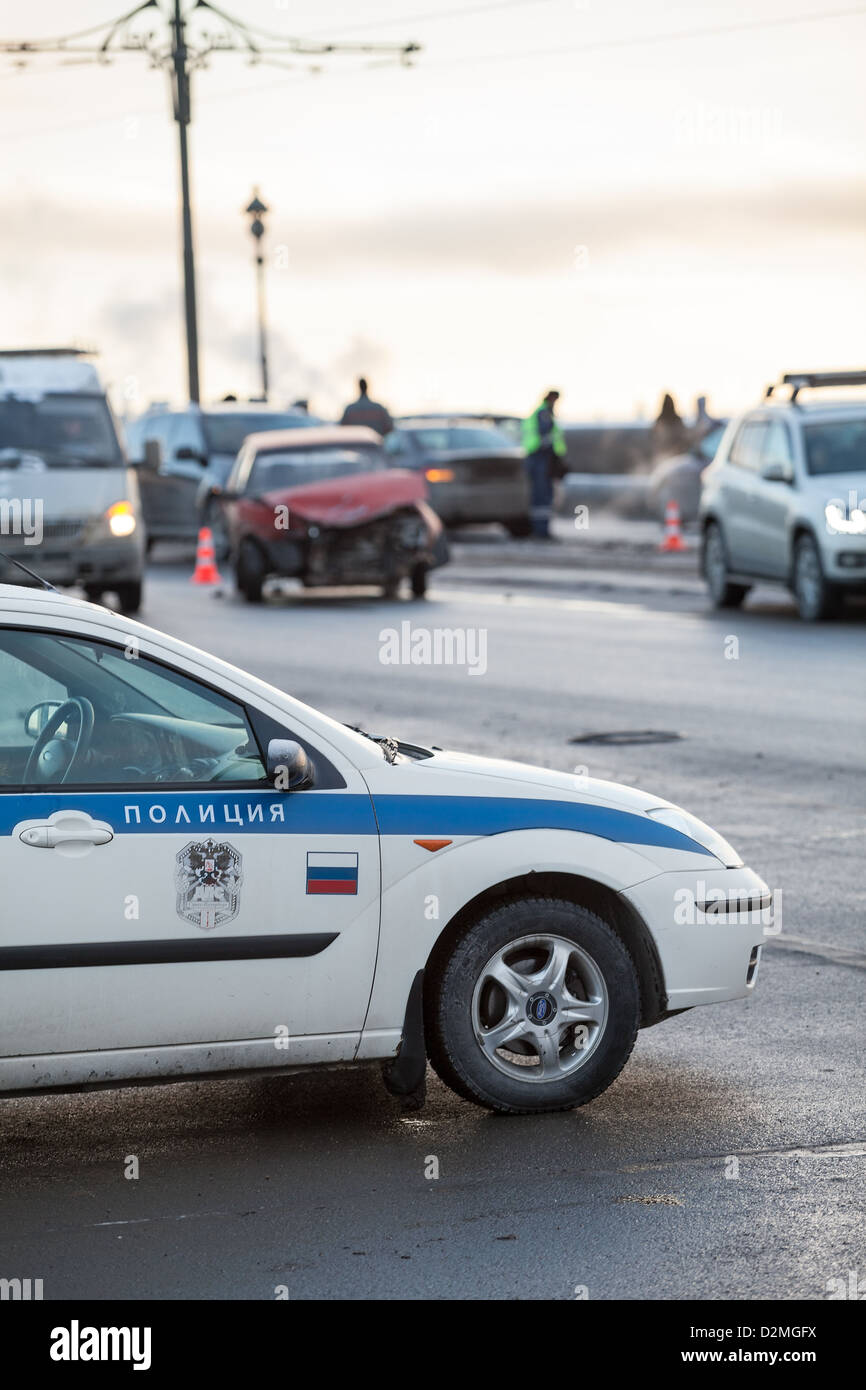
left=245, top=190, right=269, bottom=402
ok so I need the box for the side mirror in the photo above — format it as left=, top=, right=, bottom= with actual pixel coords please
left=267, top=738, right=314, bottom=791
left=141, top=438, right=163, bottom=471
left=25, top=700, right=63, bottom=740
left=762, top=458, right=792, bottom=483
left=176, top=445, right=207, bottom=465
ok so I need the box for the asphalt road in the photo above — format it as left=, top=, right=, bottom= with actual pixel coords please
left=1, top=555, right=864, bottom=1300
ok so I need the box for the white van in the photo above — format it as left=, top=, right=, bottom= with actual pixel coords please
left=0, top=349, right=145, bottom=612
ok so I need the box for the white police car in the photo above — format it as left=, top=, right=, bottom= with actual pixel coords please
left=0, top=582, right=769, bottom=1114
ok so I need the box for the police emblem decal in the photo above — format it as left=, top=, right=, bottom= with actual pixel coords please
left=175, top=839, right=243, bottom=931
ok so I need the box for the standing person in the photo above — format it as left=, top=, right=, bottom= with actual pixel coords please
left=652, top=392, right=688, bottom=458
left=339, top=377, right=394, bottom=436
left=522, top=390, right=568, bottom=539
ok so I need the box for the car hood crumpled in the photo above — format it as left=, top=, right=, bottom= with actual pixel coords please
left=261, top=468, right=426, bottom=528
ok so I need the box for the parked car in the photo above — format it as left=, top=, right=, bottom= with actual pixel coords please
left=554, top=421, right=656, bottom=519
left=0, top=348, right=145, bottom=612
left=0, top=580, right=768, bottom=1113
left=700, top=371, right=866, bottom=620
left=647, top=420, right=728, bottom=522
left=125, top=402, right=323, bottom=552
left=384, top=418, right=531, bottom=535
left=219, top=426, right=447, bottom=601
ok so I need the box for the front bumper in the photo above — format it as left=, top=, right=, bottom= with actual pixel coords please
left=622, top=865, right=771, bottom=1010
left=3, top=536, right=144, bottom=588
left=821, top=530, right=866, bottom=587
left=429, top=479, right=529, bottom=526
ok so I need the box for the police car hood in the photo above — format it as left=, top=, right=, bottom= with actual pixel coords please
left=412, top=747, right=668, bottom=815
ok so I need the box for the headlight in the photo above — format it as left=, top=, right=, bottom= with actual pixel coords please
left=647, top=806, right=742, bottom=867
left=825, top=501, right=866, bottom=535
left=106, top=501, right=137, bottom=537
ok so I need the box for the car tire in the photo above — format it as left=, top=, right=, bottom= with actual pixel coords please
left=381, top=576, right=400, bottom=599
left=426, top=897, right=640, bottom=1115
left=410, top=564, right=428, bottom=598
left=115, top=581, right=142, bottom=615
left=702, top=522, right=750, bottom=609
left=235, top=540, right=265, bottom=603
left=506, top=517, right=532, bottom=539
left=83, top=585, right=103, bottom=604
left=792, top=533, right=838, bottom=622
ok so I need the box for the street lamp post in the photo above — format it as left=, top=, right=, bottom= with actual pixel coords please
left=245, top=190, right=269, bottom=402
left=171, top=0, right=200, bottom=404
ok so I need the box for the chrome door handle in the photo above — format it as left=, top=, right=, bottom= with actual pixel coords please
left=17, top=811, right=114, bottom=849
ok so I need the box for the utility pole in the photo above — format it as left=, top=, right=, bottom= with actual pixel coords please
left=245, top=191, right=269, bottom=401
left=1, top=4, right=420, bottom=406
left=171, top=0, right=199, bottom=403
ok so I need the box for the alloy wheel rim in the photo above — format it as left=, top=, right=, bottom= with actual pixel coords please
left=471, top=933, right=609, bottom=1084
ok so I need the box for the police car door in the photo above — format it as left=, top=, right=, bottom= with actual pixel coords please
left=0, top=625, right=380, bottom=1075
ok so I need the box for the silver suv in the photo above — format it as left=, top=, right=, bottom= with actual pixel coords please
left=700, top=372, right=866, bottom=620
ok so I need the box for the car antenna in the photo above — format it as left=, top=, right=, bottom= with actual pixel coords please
left=0, top=550, right=56, bottom=591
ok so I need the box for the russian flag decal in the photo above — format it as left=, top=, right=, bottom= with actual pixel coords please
left=306, top=851, right=359, bottom=895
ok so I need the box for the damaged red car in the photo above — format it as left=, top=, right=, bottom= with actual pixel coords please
left=216, top=426, right=448, bottom=602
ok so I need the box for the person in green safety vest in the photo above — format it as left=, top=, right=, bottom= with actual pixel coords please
left=522, top=390, right=567, bottom=538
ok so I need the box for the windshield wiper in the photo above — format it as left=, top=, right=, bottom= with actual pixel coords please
left=0, top=550, right=56, bottom=590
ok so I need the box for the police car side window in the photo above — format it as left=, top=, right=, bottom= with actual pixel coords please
left=0, top=647, right=66, bottom=781
left=0, top=629, right=266, bottom=788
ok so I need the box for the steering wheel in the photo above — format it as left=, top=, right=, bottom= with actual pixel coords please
left=23, top=697, right=95, bottom=785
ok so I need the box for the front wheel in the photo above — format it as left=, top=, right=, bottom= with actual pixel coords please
left=114, top=580, right=142, bottom=615
left=792, top=533, right=838, bottom=621
left=506, top=517, right=532, bottom=538
left=426, top=898, right=640, bottom=1114
left=702, top=522, right=750, bottom=609
left=235, top=540, right=265, bottom=603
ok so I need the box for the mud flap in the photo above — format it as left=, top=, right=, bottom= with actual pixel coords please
left=381, top=969, right=427, bottom=1109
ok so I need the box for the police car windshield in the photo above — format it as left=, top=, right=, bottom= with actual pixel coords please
left=408, top=426, right=511, bottom=452
left=0, top=395, right=122, bottom=468
left=803, top=418, right=866, bottom=476
left=249, top=448, right=383, bottom=492
left=202, top=412, right=319, bottom=454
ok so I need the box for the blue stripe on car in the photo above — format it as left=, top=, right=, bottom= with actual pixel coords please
left=0, top=790, right=713, bottom=855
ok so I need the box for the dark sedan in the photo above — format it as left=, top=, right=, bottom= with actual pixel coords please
left=383, top=418, right=531, bottom=535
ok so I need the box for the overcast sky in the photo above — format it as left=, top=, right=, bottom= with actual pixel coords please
left=1, top=0, right=865, bottom=421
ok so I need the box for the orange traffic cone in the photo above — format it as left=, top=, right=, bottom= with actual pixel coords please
left=659, top=498, right=687, bottom=552
left=191, top=527, right=222, bottom=584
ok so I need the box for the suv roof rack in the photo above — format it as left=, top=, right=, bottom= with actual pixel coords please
left=765, top=370, right=866, bottom=404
